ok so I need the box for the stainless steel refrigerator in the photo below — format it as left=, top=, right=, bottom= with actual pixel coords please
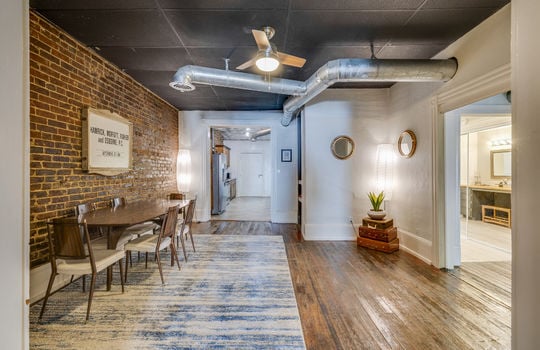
left=211, top=153, right=227, bottom=214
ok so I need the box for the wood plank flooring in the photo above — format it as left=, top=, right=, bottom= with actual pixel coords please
left=193, top=221, right=511, bottom=350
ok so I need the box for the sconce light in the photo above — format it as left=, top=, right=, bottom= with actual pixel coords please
left=488, top=138, right=511, bottom=148
left=177, top=149, right=191, bottom=193
left=376, top=144, right=395, bottom=200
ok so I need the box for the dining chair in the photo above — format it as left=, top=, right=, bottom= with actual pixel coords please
left=176, top=198, right=197, bottom=261
left=124, top=205, right=182, bottom=285
left=168, top=193, right=185, bottom=200
left=168, top=192, right=187, bottom=226
left=110, top=197, right=158, bottom=238
left=39, top=218, right=125, bottom=321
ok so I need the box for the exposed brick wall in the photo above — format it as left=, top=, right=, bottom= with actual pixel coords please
left=212, top=129, right=224, bottom=148
left=29, top=11, right=179, bottom=267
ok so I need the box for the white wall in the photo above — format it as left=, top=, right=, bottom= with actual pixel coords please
left=0, top=1, right=28, bottom=348
left=223, top=140, right=272, bottom=196
left=387, top=82, right=444, bottom=261
left=181, top=110, right=297, bottom=223
left=302, top=89, right=389, bottom=240
left=476, top=126, right=511, bottom=185
left=512, top=0, right=540, bottom=348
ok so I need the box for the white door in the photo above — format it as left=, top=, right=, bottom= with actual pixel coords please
left=238, top=153, right=264, bottom=196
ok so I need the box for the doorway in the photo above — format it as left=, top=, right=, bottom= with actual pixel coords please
left=210, top=126, right=272, bottom=222
left=444, top=93, right=512, bottom=265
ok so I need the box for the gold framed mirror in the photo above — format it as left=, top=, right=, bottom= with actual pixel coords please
left=491, top=149, right=511, bottom=178
left=331, top=135, right=355, bottom=160
left=397, top=130, right=417, bottom=158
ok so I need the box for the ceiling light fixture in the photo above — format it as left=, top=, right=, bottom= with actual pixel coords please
left=255, top=51, right=279, bottom=72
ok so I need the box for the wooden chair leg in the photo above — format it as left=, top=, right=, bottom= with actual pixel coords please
left=155, top=251, right=165, bottom=285
left=85, top=273, right=97, bottom=321
left=118, top=260, right=125, bottom=293
left=145, top=252, right=148, bottom=268
left=39, top=272, right=57, bottom=320
left=179, top=232, right=188, bottom=262
left=171, top=244, right=181, bottom=271
left=189, top=231, right=195, bottom=252
left=82, top=275, right=86, bottom=292
left=124, top=251, right=130, bottom=283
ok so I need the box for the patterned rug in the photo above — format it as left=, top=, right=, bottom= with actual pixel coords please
left=30, top=235, right=306, bottom=349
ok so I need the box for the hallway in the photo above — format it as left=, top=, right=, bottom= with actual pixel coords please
left=211, top=196, right=271, bottom=222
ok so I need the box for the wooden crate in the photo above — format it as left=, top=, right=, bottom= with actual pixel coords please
left=357, top=237, right=399, bottom=253
left=358, top=226, right=397, bottom=242
left=362, top=217, right=394, bottom=230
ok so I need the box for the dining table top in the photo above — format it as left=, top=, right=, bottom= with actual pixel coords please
left=78, top=198, right=190, bottom=227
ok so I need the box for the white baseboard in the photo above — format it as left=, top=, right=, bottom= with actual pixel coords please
left=397, top=228, right=432, bottom=265
left=194, top=208, right=210, bottom=222
left=303, top=223, right=356, bottom=240
left=30, top=264, right=76, bottom=304
left=271, top=211, right=297, bottom=224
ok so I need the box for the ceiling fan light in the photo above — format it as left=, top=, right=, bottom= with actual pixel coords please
left=255, top=52, right=279, bottom=72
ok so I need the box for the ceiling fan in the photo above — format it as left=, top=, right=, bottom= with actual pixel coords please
left=236, top=26, right=306, bottom=72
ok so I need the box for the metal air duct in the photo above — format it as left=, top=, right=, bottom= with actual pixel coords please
left=249, top=128, right=271, bottom=142
left=170, top=58, right=458, bottom=126
left=170, top=65, right=306, bottom=95
left=281, top=58, right=457, bottom=125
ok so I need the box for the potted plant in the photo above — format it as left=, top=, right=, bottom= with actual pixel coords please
left=367, top=191, right=386, bottom=220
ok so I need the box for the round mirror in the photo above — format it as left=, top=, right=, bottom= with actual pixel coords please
left=398, top=130, right=417, bottom=158
left=331, top=135, right=355, bottom=160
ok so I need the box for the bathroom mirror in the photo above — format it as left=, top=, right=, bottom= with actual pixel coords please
left=491, top=150, right=511, bottom=178
left=331, top=135, right=355, bottom=160
left=397, top=130, right=417, bottom=158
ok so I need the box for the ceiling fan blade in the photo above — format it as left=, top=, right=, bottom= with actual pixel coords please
left=277, top=52, right=306, bottom=68
left=236, top=57, right=258, bottom=70
left=252, top=29, right=271, bottom=50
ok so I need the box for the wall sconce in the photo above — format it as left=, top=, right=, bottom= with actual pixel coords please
left=376, top=144, right=395, bottom=200
left=177, top=149, right=191, bottom=193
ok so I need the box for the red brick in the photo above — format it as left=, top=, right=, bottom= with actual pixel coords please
left=29, top=11, right=179, bottom=268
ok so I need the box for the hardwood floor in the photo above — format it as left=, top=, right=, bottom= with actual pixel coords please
left=193, top=221, right=511, bottom=349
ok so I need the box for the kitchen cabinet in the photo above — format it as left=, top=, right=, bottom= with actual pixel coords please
left=215, top=145, right=230, bottom=168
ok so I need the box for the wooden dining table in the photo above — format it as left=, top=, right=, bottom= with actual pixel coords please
left=76, top=198, right=190, bottom=290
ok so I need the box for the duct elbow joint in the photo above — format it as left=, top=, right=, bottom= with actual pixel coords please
left=169, top=66, right=196, bottom=92
left=281, top=111, right=294, bottom=127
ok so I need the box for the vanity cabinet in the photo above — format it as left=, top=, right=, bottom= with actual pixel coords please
left=461, top=185, right=511, bottom=221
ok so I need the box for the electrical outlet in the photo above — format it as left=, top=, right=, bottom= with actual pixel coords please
left=349, top=216, right=353, bottom=224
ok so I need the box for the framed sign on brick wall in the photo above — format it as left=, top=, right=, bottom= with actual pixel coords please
left=82, top=108, right=133, bottom=176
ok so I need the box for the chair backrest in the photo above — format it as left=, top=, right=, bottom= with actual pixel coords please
left=47, top=218, right=91, bottom=261
left=185, top=198, right=196, bottom=227
left=110, top=197, right=126, bottom=208
left=168, top=193, right=185, bottom=200
left=76, top=202, right=96, bottom=215
left=159, top=205, right=180, bottom=241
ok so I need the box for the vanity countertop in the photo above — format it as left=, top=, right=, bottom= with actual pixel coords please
left=461, top=184, right=511, bottom=193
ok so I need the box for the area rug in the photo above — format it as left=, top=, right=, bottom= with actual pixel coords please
left=30, top=235, right=306, bottom=349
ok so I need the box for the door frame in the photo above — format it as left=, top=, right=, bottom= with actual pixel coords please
left=431, top=64, right=511, bottom=269
left=202, top=121, right=273, bottom=221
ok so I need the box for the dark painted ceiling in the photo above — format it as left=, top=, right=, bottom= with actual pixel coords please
left=31, top=0, right=509, bottom=111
